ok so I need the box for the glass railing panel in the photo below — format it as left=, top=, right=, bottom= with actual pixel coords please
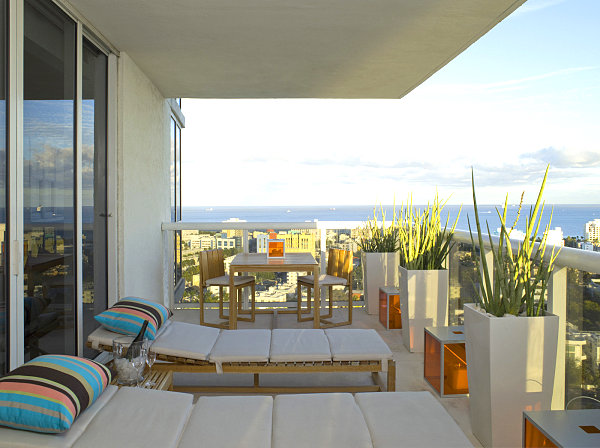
left=247, top=227, right=319, bottom=310
left=448, top=242, right=480, bottom=325
left=179, top=229, right=244, bottom=306
left=565, top=268, right=600, bottom=408
left=175, top=224, right=366, bottom=311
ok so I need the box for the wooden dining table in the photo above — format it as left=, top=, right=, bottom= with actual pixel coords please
left=228, top=252, right=320, bottom=329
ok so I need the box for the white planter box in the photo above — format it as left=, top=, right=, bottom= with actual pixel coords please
left=361, top=252, right=399, bottom=315
left=398, top=266, right=448, bottom=353
left=464, top=303, right=559, bottom=448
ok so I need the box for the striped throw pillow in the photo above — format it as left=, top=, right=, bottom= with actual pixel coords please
left=94, top=297, right=173, bottom=340
left=0, top=355, right=111, bottom=433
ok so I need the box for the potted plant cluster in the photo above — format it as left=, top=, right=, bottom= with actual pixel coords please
left=397, top=194, right=460, bottom=352
left=465, top=166, right=560, bottom=448
left=358, top=205, right=399, bottom=315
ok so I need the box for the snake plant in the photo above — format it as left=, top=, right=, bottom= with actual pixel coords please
left=468, top=165, right=560, bottom=317
left=397, top=193, right=460, bottom=270
left=358, top=205, right=399, bottom=253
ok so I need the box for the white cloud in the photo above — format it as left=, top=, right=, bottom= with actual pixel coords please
left=180, top=93, right=600, bottom=206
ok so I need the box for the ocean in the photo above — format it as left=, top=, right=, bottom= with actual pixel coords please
left=182, top=204, right=600, bottom=238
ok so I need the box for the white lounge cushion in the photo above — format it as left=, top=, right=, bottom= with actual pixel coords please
left=0, top=385, right=118, bottom=448
left=270, top=329, right=332, bottom=362
left=151, top=321, right=220, bottom=360
left=179, top=396, right=272, bottom=448
left=355, top=392, right=473, bottom=448
left=209, top=329, right=271, bottom=364
left=206, top=275, right=254, bottom=286
left=297, top=274, right=347, bottom=286
left=325, top=329, right=392, bottom=361
left=87, top=318, right=172, bottom=350
left=272, top=393, right=372, bottom=448
left=72, top=387, right=193, bottom=448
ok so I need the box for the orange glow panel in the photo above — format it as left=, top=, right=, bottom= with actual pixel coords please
left=379, top=290, right=401, bottom=329
left=389, top=294, right=401, bottom=329
left=444, top=343, right=468, bottom=395
left=424, top=331, right=441, bottom=393
left=379, top=289, right=387, bottom=328
left=268, top=241, right=284, bottom=257
left=580, top=425, right=600, bottom=434
left=524, top=418, right=557, bottom=448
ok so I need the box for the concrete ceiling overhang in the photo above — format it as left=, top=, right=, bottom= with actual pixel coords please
left=67, top=0, right=526, bottom=98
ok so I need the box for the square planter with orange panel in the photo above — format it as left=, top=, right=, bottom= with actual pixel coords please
left=424, top=325, right=468, bottom=397
left=523, top=409, right=600, bottom=448
left=379, top=286, right=401, bottom=330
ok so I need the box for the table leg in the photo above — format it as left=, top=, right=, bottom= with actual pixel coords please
left=313, top=268, right=320, bottom=329
left=229, top=267, right=237, bottom=330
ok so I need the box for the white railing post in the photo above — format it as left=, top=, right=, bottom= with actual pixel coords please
left=162, top=229, right=174, bottom=309
left=320, top=226, right=327, bottom=310
left=548, top=265, right=567, bottom=410
left=242, top=229, right=250, bottom=308
left=242, top=229, right=249, bottom=254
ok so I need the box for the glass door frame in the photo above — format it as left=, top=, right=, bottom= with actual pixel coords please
left=7, top=0, right=117, bottom=369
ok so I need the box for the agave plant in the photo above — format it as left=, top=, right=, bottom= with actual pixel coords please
left=357, top=205, right=399, bottom=253
left=468, top=165, right=560, bottom=317
left=397, top=194, right=460, bottom=270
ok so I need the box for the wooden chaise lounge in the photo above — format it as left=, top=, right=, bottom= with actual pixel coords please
left=0, top=387, right=474, bottom=447
left=87, top=321, right=396, bottom=393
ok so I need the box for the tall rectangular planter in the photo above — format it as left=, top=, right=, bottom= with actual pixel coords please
left=361, top=252, right=398, bottom=315
left=398, top=266, right=448, bottom=353
left=464, top=303, right=559, bottom=448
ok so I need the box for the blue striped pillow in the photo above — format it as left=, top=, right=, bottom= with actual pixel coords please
left=94, top=297, right=173, bottom=340
left=0, top=355, right=111, bottom=433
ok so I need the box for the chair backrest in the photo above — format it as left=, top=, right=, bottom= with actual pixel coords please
left=327, top=248, right=353, bottom=281
left=198, top=249, right=225, bottom=286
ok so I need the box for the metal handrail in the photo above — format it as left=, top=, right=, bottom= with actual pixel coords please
left=453, top=229, right=600, bottom=274
left=162, top=220, right=366, bottom=231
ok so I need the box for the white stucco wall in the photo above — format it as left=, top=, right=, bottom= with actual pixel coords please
left=117, top=53, right=171, bottom=303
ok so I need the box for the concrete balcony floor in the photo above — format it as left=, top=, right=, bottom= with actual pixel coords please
left=171, top=306, right=481, bottom=447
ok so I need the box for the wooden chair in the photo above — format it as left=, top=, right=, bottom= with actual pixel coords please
left=296, top=248, right=353, bottom=327
left=198, top=249, right=256, bottom=328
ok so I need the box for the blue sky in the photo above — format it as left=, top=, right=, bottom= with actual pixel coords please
left=181, top=0, right=600, bottom=206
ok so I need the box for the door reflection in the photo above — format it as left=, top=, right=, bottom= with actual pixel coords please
left=23, top=0, right=77, bottom=359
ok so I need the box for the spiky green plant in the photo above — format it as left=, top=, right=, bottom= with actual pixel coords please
left=358, top=205, right=399, bottom=253
left=396, top=194, right=460, bottom=270
left=468, top=165, right=560, bottom=317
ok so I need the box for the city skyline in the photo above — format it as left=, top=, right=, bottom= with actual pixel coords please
left=180, top=0, right=600, bottom=207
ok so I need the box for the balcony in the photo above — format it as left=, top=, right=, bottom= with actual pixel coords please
left=3, top=0, right=598, bottom=446
left=162, top=218, right=600, bottom=446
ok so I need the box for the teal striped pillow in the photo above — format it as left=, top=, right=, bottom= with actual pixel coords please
left=0, top=355, right=111, bottom=433
left=94, top=297, right=173, bottom=340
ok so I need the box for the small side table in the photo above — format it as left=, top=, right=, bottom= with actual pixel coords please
left=424, top=325, right=468, bottom=397
left=379, top=287, right=401, bottom=330
left=524, top=409, right=600, bottom=448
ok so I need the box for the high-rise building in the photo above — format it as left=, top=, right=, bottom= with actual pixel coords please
left=585, top=219, right=600, bottom=242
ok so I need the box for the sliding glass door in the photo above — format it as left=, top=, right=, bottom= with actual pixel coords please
left=82, top=37, right=108, bottom=358
left=0, top=0, right=112, bottom=367
left=23, top=0, right=77, bottom=360
left=0, top=0, right=7, bottom=375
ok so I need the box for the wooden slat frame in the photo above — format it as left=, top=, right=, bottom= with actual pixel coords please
left=89, top=341, right=395, bottom=393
